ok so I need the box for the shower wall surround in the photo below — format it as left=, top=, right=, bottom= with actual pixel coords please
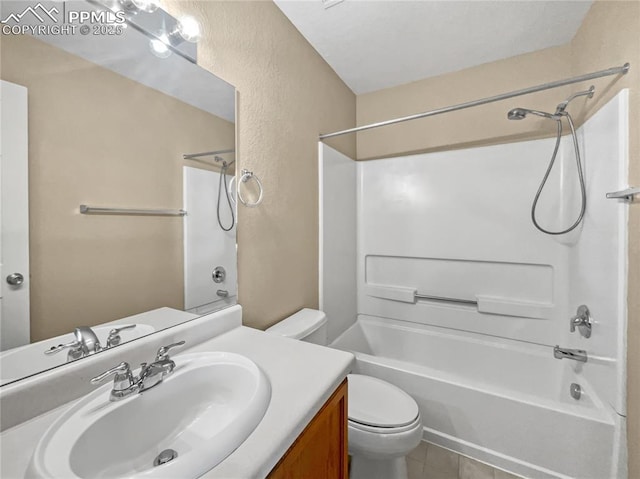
left=319, top=145, right=357, bottom=343
left=183, top=167, right=238, bottom=313
left=356, top=90, right=628, bottom=415
left=321, top=90, right=629, bottom=477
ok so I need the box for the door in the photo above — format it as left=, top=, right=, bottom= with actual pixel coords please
left=0, top=80, right=30, bottom=351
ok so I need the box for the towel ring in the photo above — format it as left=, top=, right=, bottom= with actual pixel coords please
left=229, top=169, right=263, bottom=207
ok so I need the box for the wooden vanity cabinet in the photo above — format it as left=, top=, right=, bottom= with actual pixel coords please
left=268, top=379, right=348, bottom=479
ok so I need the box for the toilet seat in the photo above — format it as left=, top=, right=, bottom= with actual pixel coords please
left=349, top=414, right=421, bottom=434
left=347, top=374, right=419, bottom=430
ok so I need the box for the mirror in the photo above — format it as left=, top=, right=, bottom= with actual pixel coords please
left=0, top=0, right=237, bottom=386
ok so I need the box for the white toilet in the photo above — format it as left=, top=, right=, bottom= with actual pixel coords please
left=266, top=309, right=423, bottom=479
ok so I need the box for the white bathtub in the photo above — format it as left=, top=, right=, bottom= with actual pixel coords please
left=331, top=315, right=625, bottom=479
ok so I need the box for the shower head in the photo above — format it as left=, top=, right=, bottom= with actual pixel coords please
left=214, top=156, right=235, bottom=169
left=507, top=108, right=558, bottom=121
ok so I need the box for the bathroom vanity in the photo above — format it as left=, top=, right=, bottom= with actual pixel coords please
left=0, top=306, right=353, bottom=478
left=268, top=380, right=348, bottom=478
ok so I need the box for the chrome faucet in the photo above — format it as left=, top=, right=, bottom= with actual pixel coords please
left=138, top=342, right=184, bottom=391
left=554, top=345, right=588, bottom=363
left=569, top=305, right=592, bottom=338
left=91, top=341, right=185, bottom=401
left=45, top=326, right=102, bottom=361
left=45, top=324, right=138, bottom=361
left=105, top=324, right=137, bottom=348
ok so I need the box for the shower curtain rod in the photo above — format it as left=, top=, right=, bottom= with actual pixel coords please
left=183, top=148, right=235, bottom=160
left=319, top=63, right=630, bottom=140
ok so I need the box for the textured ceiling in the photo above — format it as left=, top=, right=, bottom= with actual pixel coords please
left=274, top=0, right=593, bottom=94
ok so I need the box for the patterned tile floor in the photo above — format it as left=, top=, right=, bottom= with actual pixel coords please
left=407, top=441, right=524, bottom=479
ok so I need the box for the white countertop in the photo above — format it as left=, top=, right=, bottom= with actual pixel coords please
left=0, top=324, right=354, bottom=479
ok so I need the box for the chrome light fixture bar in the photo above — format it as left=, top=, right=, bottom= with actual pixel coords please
left=89, top=0, right=200, bottom=63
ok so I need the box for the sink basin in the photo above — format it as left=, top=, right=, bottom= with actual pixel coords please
left=0, top=324, right=155, bottom=386
left=27, top=352, right=271, bottom=478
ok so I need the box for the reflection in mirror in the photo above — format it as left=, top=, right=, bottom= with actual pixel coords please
left=0, top=0, right=237, bottom=385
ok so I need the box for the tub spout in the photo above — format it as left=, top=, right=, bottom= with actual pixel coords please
left=554, top=346, right=587, bottom=363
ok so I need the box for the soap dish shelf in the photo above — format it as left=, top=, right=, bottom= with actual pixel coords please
left=606, top=187, right=640, bottom=201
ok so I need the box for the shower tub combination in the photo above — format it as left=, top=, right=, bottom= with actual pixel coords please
left=320, top=80, right=629, bottom=478
left=332, top=315, right=624, bottom=479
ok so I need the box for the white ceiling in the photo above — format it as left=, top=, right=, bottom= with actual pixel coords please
left=274, top=0, right=594, bottom=94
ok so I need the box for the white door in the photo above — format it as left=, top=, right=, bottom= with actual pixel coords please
left=0, top=80, right=30, bottom=351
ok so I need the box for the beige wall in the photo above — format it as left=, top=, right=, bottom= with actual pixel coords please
left=357, top=0, right=640, bottom=474
left=357, top=43, right=573, bottom=160
left=163, top=1, right=357, bottom=330
left=1, top=34, right=235, bottom=341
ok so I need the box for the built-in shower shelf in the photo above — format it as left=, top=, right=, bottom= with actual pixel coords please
left=365, top=285, right=553, bottom=320
left=606, top=187, right=640, bottom=201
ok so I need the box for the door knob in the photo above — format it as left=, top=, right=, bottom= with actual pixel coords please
left=6, top=273, right=24, bottom=286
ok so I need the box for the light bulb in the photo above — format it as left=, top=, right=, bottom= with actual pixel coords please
left=119, top=0, right=159, bottom=13
left=132, top=0, right=159, bottom=13
left=149, top=38, right=171, bottom=59
left=176, top=16, right=201, bottom=43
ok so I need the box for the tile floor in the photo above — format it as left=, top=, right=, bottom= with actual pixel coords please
left=407, top=441, right=524, bottom=479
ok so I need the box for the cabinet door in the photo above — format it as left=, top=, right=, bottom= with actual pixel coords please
left=268, top=379, right=348, bottom=479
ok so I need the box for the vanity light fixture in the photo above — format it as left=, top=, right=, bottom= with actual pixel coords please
left=149, top=37, right=172, bottom=58
left=118, top=0, right=159, bottom=13
left=168, top=15, right=202, bottom=44
left=149, top=15, right=201, bottom=58
left=92, top=0, right=199, bottom=63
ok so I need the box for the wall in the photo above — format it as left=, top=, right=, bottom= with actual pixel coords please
left=1, top=34, right=235, bottom=341
left=163, top=1, right=357, bottom=330
left=356, top=0, right=640, bottom=474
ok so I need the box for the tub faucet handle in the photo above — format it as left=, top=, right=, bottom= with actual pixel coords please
left=569, top=305, right=592, bottom=338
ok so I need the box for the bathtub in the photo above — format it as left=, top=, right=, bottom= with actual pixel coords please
left=331, top=315, right=625, bottom=479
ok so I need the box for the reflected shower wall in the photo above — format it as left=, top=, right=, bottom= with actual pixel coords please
left=183, top=166, right=237, bottom=314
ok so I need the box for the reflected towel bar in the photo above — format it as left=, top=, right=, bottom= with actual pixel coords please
left=606, top=187, right=640, bottom=201
left=414, top=293, right=478, bottom=306
left=80, top=205, right=187, bottom=216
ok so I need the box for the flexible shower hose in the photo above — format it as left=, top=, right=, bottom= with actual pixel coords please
left=217, top=165, right=235, bottom=231
left=531, top=112, right=586, bottom=235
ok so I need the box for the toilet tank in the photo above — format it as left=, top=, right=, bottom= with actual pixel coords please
left=265, top=308, right=328, bottom=345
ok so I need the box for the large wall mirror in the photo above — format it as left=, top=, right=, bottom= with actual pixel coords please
left=0, top=0, right=237, bottom=386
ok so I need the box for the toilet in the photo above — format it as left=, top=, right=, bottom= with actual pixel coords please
left=266, top=309, right=423, bottom=479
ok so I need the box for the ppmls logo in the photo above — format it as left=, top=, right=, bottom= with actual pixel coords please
left=1, top=3, right=60, bottom=24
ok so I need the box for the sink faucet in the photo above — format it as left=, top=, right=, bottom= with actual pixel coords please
left=45, top=325, right=139, bottom=361
left=91, top=341, right=185, bottom=401
left=45, top=326, right=102, bottom=361
left=138, top=342, right=184, bottom=391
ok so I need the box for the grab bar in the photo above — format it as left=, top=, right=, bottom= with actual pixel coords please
left=414, top=293, right=478, bottom=306
left=80, top=205, right=187, bottom=216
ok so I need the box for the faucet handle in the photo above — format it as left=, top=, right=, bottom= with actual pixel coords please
left=570, top=315, right=580, bottom=332
left=569, top=305, right=592, bottom=338
left=106, top=324, right=136, bottom=348
left=45, top=340, right=80, bottom=356
left=91, top=362, right=134, bottom=386
left=155, top=341, right=185, bottom=361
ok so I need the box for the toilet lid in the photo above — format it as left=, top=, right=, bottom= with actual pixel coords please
left=347, top=374, right=419, bottom=428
